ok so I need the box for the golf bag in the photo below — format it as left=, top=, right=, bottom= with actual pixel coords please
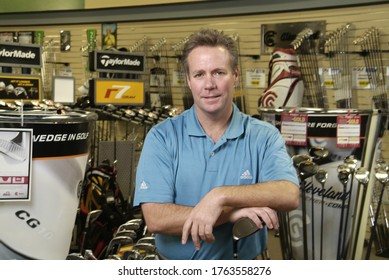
left=259, top=48, right=304, bottom=108
left=75, top=159, right=129, bottom=259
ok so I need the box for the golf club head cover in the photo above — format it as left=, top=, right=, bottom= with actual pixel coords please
left=259, top=48, right=304, bottom=108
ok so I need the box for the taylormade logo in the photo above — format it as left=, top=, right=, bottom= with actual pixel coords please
left=100, top=55, right=141, bottom=67
left=0, top=49, right=36, bottom=59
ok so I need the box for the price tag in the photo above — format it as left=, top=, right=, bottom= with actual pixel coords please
left=245, top=68, right=266, bottom=88
left=281, top=112, right=308, bottom=146
left=352, top=67, right=372, bottom=89
left=336, top=114, right=361, bottom=148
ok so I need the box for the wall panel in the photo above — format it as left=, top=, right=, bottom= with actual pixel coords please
left=0, top=3, right=388, bottom=129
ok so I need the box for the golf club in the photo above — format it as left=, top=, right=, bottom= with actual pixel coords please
left=79, top=209, right=103, bottom=255
left=115, top=230, right=138, bottom=240
left=352, top=166, right=370, bottom=259
left=308, top=146, right=329, bottom=260
left=105, top=236, right=134, bottom=258
left=232, top=217, right=263, bottom=259
left=291, top=154, right=311, bottom=168
left=341, top=155, right=358, bottom=258
left=309, top=146, right=329, bottom=163
left=137, top=236, right=156, bottom=246
left=336, top=164, right=351, bottom=259
left=297, top=159, right=318, bottom=259
left=315, top=168, right=328, bottom=259
left=122, top=249, right=143, bottom=260
left=365, top=166, right=389, bottom=259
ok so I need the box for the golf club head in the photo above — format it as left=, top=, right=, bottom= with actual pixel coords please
left=126, top=218, right=144, bottom=225
left=375, top=159, right=388, bottom=171
left=84, top=249, right=98, bottom=260
left=122, top=249, right=143, bottom=260
left=85, top=209, right=103, bottom=229
left=344, top=155, right=358, bottom=172
left=115, top=229, right=138, bottom=240
left=132, top=243, right=156, bottom=254
left=315, top=168, right=328, bottom=184
left=137, top=236, right=156, bottom=246
left=292, top=154, right=311, bottom=168
left=105, top=254, right=121, bottom=260
left=106, top=236, right=134, bottom=256
left=298, top=160, right=319, bottom=180
left=117, top=222, right=141, bottom=232
left=355, top=167, right=370, bottom=185
left=375, top=167, right=389, bottom=184
left=337, top=164, right=351, bottom=185
left=309, top=146, right=329, bottom=162
left=232, top=217, right=261, bottom=241
left=66, top=252, right=84, bottom=260
left=143, top=254, right=158, bottom=260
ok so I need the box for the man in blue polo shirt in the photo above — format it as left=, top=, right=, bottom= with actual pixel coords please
left=134, top=28, right=299, bottom=260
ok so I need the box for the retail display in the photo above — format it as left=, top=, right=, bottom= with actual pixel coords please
left=0, top=5, right=388, bottom=260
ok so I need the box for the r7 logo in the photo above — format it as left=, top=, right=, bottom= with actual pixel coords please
left=104, top=85, right=131, bottom=99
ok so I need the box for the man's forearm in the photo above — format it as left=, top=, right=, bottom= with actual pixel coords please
left=141, top=203, right=235, bottom=235
left=215, top=180, right=300, bottom=211
left=141, top=202, right=192, bottom=235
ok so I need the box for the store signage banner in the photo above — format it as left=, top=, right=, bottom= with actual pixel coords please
left=93, top=78, right=145, bottom=106
left=0, top=42, right=41, bottom=68
left=0, top=75, right=41, bottom=101
left=90, top=50, right=145, bottom=73
left=0, top=128, right=32, bottom=201
left=261, top=21, right=326, bottom=54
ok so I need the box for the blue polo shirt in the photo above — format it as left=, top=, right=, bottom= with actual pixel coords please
left=134, top=104, right=299, bottom=259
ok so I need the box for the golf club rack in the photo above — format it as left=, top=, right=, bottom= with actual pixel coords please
left=258, top=24, right=389, bottom=260
left=66, top=98, right=180, bottom=260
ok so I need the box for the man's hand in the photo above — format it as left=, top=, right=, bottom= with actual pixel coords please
left=229, top=207, right=279, bottom=230
left=181, top=189, right=223, bottom=250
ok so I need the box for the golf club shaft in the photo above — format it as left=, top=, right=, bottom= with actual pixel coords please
left=365, top=182, right=386, bottom=259
left=337, top=183, right=347, bottom=259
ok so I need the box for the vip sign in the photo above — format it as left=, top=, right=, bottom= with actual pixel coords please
left=94, top=79, right=144, bottom=106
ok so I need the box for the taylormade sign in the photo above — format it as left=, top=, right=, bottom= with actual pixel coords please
left=0, top=43, right=41, bottom=67
left=0, top=49, right=36, bottom=59
left=90, top=50, right=145, bottom=73
left=100, top=55, right=141, bottom=67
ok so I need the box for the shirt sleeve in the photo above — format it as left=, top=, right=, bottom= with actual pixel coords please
left=133, top=125, right=176, bottom=206
left=259, top=125, right=300, bottom=186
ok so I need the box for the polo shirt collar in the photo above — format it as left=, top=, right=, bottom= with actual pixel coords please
left=187, top=104, right=244, bottom=139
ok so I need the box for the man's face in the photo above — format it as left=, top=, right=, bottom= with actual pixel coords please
left=186, top=46, right=238, bottom=117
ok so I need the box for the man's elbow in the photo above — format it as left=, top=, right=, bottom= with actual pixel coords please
left=288, top=183, right=300, bottom=210
left=140, top=204, right=163, bottom=234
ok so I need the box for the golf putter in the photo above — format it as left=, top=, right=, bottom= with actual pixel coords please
left=232, top=217, right=264, bottom=259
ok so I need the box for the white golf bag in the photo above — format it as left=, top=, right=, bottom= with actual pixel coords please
left=259, top=48, right=304, bottom=108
